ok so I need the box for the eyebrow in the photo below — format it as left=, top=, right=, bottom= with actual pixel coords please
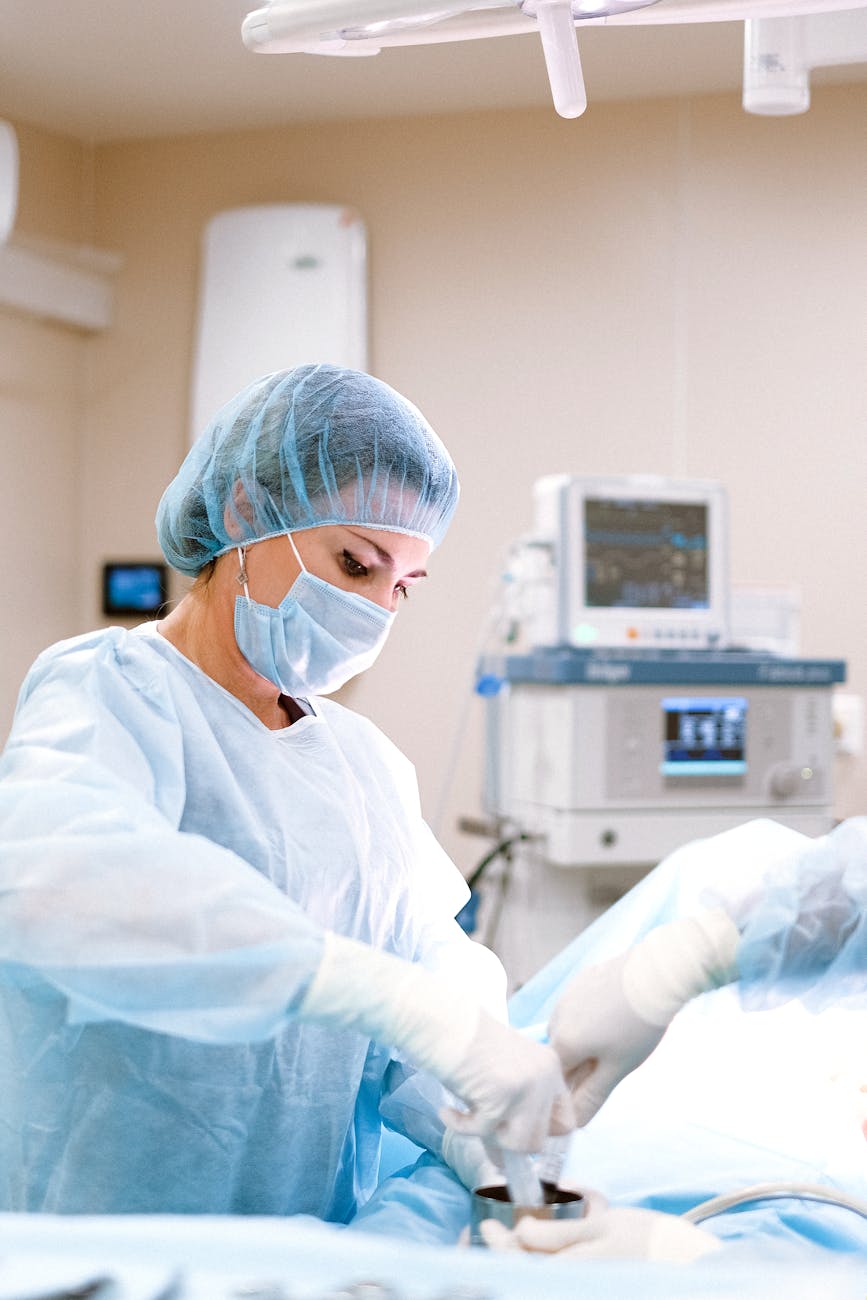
left=344, top=529, right=428, bottom=579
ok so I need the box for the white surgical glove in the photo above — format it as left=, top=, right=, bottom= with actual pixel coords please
left=480, top=1191, right=722, bottom=1263
left=441, top=1129, right=505, bottom=1192
left=549, top=909, right=740, bottom=1126
left=301, top=932, right=575, bottom=1150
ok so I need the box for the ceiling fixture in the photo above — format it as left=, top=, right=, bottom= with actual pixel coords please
left=242, top=0, right=867, bottom=118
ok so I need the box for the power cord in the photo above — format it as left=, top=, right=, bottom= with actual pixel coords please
left=458, top=830, right=537, bottom=948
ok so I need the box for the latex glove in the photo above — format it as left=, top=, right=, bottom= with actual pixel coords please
left=441, top=1128, right=505, bottom=1192
left=549, top=909, right=740, bottom=1126
left=301, top=932, right=575, bottom=1150
left=480, top=1192, right=722, bottom=1262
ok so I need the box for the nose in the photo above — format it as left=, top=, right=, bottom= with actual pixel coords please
left=370, top=580, right=399, bottom=613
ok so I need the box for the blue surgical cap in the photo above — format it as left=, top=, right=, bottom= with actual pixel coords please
left=156, top=365, right=460, bottom=576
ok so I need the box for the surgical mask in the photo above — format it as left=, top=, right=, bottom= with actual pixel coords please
left=233, top=534, right=396, bottom=696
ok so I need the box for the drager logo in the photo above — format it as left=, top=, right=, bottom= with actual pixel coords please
left=585, top=662, right=632, bottom=684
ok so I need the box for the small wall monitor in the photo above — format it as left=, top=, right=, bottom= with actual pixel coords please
left=102, top=562, right=168, bottom=619
left=533, top=474, right=730, bottom=649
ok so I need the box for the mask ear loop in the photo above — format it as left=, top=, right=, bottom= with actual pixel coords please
left=286, top=532, right=307, bottom=573
left=236, top=546, right=251, bottom=602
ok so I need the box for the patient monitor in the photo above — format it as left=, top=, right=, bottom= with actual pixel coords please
left=529, top=473, right=729, bottom=651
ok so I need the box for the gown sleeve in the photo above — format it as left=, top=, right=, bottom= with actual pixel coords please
left=735, top=816, right=867, bottom=1010
left=505, top=816, right=867, bottom=1028
left=0, top=631, right=325, bottom=1042
left=345, top=1151, right=471, bottom=1244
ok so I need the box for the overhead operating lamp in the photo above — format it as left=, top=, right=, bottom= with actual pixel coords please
left=242, top=0, right=867, bottom=119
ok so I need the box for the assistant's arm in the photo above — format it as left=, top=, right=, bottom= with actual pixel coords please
left=548, top=817, right=867, bottom=1126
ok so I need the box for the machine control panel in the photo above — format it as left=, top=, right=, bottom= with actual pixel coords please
left=481, top=649, right=845, bottom=867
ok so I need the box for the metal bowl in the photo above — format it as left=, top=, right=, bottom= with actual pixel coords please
left=470, top=1181, right=586, bottom=1247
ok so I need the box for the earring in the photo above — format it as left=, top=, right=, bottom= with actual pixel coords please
left=236, top=546, right=251, bottom=600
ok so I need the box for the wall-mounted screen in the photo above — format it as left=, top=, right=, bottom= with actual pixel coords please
left=102, top=562, right=168, bottom=619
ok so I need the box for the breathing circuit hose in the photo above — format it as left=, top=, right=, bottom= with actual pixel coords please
left=683, top=1181, right=867, bottom=1225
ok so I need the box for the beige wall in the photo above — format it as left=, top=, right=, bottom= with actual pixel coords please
left=3, top=86, right=865, bottom=867
left=1, top=123, right=92, bottom=733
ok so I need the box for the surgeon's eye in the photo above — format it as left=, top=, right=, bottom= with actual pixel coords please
left=395, top=583, right=409, bottom=601
left=341, top=550, right=368, bottom=578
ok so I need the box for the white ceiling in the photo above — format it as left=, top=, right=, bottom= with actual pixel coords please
left=0, top=2, right=864, bottom=143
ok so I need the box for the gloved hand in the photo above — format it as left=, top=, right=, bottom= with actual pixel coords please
left=480, top=1191, right=722, bottom=1262
left=301, top=932, right=575, bottom=1150
left=441, top=1128, right=505, bottom=1192
left=548, top=909, right=740, bottom=1126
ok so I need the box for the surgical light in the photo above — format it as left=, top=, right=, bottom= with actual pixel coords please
left=528, top=2, right=588, bottom=118
left=243, top=0, right=867, bottom=120
left=341, top=10, right=458, bottom=37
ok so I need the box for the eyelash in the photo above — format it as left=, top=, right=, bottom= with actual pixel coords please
left=341, top=550, right=410, bottom=600
left=341, top=550, right=367, bottom=578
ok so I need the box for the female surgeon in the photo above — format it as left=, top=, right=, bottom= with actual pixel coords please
left=0, top=364, right=571, bottom=1220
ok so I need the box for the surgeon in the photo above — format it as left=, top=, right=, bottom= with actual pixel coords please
left=0, top=364, right=572, bottom=1220
left=485, top=815, right=867, bottom=1257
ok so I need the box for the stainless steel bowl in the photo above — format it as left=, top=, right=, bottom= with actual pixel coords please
left=470, top=1182, right=586, bottom=1247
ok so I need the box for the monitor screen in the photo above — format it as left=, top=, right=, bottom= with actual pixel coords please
left=102, top=562, right=168, bottom=618
left=661, top=695, right=748, bottom=777
left=531, top=474, right=728, bottom=648
left=584, top=498, right=709, bottom=610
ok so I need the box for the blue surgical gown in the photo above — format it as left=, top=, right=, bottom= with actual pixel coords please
left=0, top=623, right=502, bottom=1218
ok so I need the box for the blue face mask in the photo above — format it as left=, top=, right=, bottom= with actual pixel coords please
left=233, top=536, right=396, bottom=697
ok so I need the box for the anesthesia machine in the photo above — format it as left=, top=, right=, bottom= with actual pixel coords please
left=472, top=476, right=845, bottom=977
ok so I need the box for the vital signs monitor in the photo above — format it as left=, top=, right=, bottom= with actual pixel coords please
left=531, top=474, right=729, bottom=649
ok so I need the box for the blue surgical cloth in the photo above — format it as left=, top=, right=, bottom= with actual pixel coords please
left=0, top=622, right=500, bottom=1219
left=156, top=365, right=460, bottom=575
